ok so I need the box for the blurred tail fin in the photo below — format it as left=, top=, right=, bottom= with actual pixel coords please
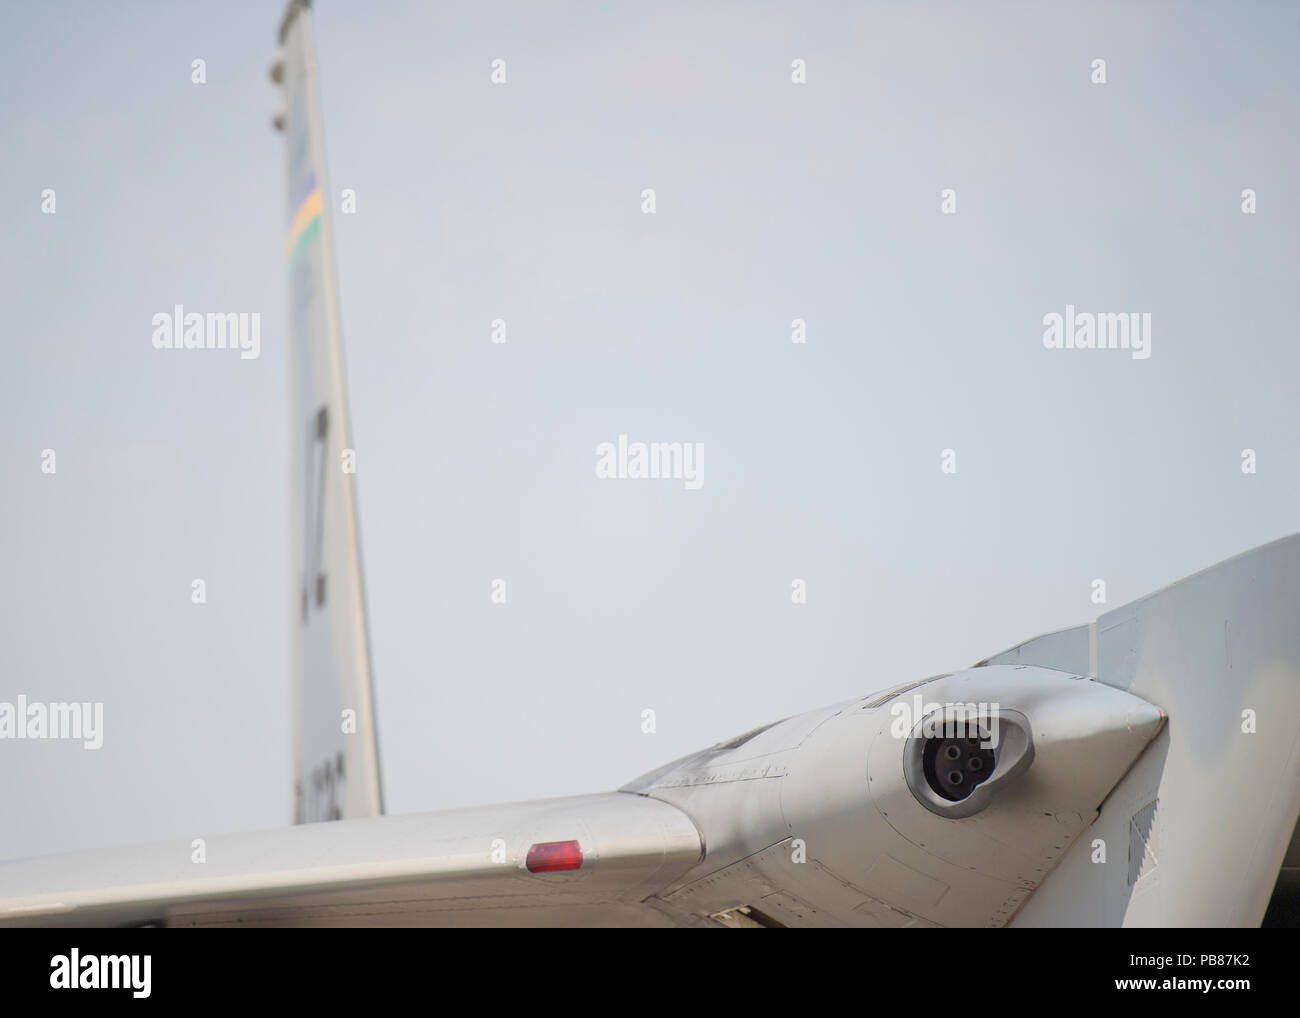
left=275, top=0, right=384, bottom=823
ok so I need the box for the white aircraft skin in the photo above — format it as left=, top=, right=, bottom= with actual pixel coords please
left=2, top=1, right=1298, bottom=928
left=3, top=542, right=1299, bottom=929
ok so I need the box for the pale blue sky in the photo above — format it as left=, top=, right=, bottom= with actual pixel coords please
left=1, top=1, right=1297, bottom=859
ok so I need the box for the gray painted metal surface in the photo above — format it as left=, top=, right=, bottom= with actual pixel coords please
left=2, top=537, right=1296, bottom=926
left=0, top=793, right=702, bottom=927
left=1013, top=534, right=1300, bottom=926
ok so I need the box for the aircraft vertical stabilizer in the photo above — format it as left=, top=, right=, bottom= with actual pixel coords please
left=275, top=0, right=384, bottom=823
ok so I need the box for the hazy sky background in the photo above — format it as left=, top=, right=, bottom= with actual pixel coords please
left=1, top=1, right=1297, bottom=861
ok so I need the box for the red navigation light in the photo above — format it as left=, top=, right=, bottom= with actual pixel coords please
left=525, top=840, right=584, bottom=873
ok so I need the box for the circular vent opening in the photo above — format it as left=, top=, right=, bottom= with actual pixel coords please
left=921, top=726, right=996, bottom=802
